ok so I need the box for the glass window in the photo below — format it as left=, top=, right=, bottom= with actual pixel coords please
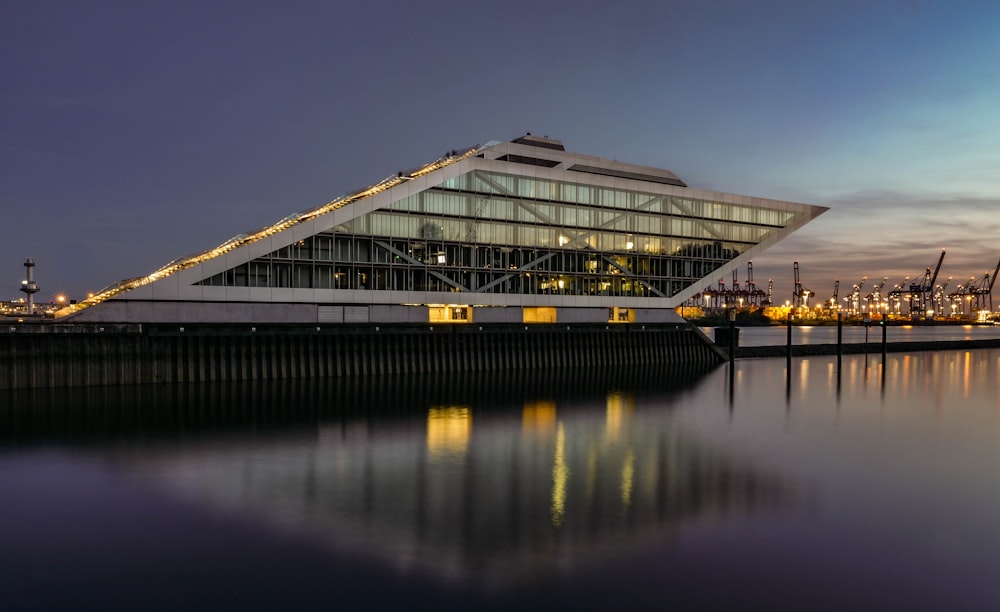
left=294, top=264, right=312, bottom=288
left=315, top=264, right=333, bottom=288
left=273, top=263, right=292, bottom=288
left=249, top=261, right=270, bottom=287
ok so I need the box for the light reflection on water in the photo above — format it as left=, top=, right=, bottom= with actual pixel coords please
left=702, top=323, right=1000, bottom=346
left=3, top=352, right=1000, bottom=609
left=92, top=376, right=792, bottom=588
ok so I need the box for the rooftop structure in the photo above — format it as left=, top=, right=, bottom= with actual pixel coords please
left=56, top=135, right=827, bottom=324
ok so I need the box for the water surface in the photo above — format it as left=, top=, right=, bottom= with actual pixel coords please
left=702, top=323, right=1000, bottom=346
left=3, top=352, right=1000, bottom=610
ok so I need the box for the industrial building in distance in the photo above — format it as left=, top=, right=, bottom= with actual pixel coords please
left=55, top=135, right=827, bottom=324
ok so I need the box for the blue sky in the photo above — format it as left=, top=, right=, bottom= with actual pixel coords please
left=2, top=0, right=999, bottom=304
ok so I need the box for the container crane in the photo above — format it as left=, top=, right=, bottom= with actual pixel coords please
left=699, top=278, right=729, bottom=311
left=746, top=261, right=767, bottom=306
left=731, top=269, right=746, bottom=308
left=968, top=257, right=1000, bottom=315
left=933, top=277, right=952, bottom=317
left=847, top=276, right=867, bottom=316
left=866, top=277, right=889, bottom=318
left=696, top=284, right=718, bottom=311
left=888, top=250, right=945, bottom=318
left=948, top=279, right=975, bottom=316
left=985, top=257, right=1000, bottom=313
left=828, top=280, right=840, bottom=312
left=888, top=278, right=908, bottom=316
left=791, top=261, right=812, bottom=308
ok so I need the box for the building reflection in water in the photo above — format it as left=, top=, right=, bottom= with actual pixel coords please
left=427, top=406, right=471, bottom=459
left=1, top=365, right=797, bottom=586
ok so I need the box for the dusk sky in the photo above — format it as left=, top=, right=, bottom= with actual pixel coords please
left=3, top=1, right=1000, bottom=305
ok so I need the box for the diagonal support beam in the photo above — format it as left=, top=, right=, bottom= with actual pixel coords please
left=601, top=255, right=666, bottom=297
left=374, top=240, right=469, bottom=292
left=472, top=171, right=558, bottom=226
left=561, top=194, right=666, bottom=249
left=668, top=198, right=725, bottom=241
left=477, top=252, right=557, bottom=293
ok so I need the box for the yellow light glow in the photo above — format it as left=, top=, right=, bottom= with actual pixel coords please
left=551, top=422, right=569, bottom=527
left=605, top=391, right=634, bottom=440
left=523, top=401, right=557, bottom=433
left=523, top=307, right=557, bottom=323
left=426, top=406, right=471, bottom=458
left=621, top=448, right=635, bottom=509
left=428, top=304, right=472, bottom=323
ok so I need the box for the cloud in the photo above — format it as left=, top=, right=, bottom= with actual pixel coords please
left=752, top=188, right=1000, bottom=297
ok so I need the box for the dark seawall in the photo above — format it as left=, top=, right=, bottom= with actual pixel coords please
left=0, top=323, right=724, bottom=390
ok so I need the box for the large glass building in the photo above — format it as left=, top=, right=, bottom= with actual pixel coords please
left=58, top=135, right=826, bottom=324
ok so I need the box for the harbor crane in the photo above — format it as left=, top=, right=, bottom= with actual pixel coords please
left=866, top=277, right=890, bottom=317
left=791, top=261, right=813, bottom=308
left=981, top=257, right=1000, bottom=313
left=951, top=257, right=1000, bottom=316
left=847, top=276, right=867, bottom=316
left=828, top=279, right=840, bottom=312
left=912, top=250, right=946, bottom=316
left=731, top=269, right=746, bottom=308
left=948, top=279, right=977, bottom=316
left=888, top=249, right=945, bottom=318
left=746, top=261, right=767, bottom=306
left=693, top=281, right=723, bottom=311
left=932, top=277, right=952, bottom=316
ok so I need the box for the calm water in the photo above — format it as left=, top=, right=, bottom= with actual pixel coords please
left=702, top=323, right=1000, bottom=346
left=4, top=351, right=1000, bottom=610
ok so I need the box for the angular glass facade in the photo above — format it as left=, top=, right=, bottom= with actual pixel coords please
left=58, top=134, right=826, bottom=324
left=199, top=169, right=799, bottom=299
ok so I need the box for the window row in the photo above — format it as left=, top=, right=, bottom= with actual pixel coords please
left=384, top=196, right=777, bottom=245
left=258, top=236, right=745, bottom=269
left=437, top=170, right=797, bottom=226
left=199, top=263, right=711, bottom=297
left=337, top=212, right=768, bottom=252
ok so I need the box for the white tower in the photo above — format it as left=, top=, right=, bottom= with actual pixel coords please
left=20, top=258, right=39, bottom=315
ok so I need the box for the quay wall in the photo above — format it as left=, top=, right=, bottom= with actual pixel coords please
left=0, top=323, right=724, bottom=390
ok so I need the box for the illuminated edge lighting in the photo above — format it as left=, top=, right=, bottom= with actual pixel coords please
left=54, top=146, right=483, bottom=318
